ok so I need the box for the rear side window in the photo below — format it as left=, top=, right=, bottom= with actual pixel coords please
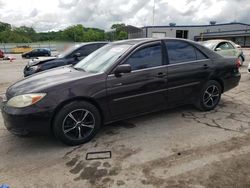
left=196, top=49, right=208, bottom=60
left=125, top=44, right=162, bottom=71
left=217, top=42, right=234, bottom=50
left=165, top=41, right=196, bottom=64
left=165, top=40, right=207, bottom=64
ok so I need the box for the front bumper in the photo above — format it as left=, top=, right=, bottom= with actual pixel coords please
left=1, top=101, right=53, bottom=135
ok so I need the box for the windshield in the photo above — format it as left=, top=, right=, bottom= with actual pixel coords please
left=201, top=41, right=217, bottom=50
left=74, top=44, right=132, bottom=73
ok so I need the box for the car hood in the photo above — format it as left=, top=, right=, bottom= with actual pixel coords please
left=6, top=66, right=94, bottom=98
left=28, top=57, right=58, bottom=66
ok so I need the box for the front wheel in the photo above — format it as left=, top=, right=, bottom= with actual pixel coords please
left=195, top=80, right=222, bottom=111
left=53, top=101, right=101, bottom=146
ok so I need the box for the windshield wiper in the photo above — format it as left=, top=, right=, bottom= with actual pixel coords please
left=73, top=67, right=85, bottom=72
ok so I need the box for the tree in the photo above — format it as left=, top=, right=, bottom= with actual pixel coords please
left=118, top=31, right=128, bottom=40
left=110, top=23, right=128, bottom=41
left=62, top=24, right=85, bottom=42
left=111, top=23, right=126, bottom=33
left=0, top=21, right=11, bottom=32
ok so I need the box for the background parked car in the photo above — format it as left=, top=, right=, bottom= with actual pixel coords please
left=1, top=38, right=241, bottom=145
left=22, top=48, right=51, bottom=58
left=200, top=40, right=245, bottom=65
left=0, top=49, right=4, bottom=58
left=23, top=42, right=108, bottom=77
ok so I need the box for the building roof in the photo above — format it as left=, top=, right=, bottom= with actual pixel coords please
left=143, top=22, right=250, bottom=29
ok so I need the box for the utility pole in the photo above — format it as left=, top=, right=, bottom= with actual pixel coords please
left=152, top=0, right=155, bottom=26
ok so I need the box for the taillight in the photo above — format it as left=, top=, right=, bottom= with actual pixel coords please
left=235, top=58, right=241, bottom=69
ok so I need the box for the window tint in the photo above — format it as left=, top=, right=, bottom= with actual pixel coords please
left=75, top=44, right=99, bottom=57
left=125, top=44, right=162, bottom=71
left=196, top=49, right=208, bottom=60
left=165, top=41, right=196, bottom=64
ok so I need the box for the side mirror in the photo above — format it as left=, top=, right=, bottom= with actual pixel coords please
left=215, top=48, right=222, bottom=51
left=235, top=44, right=241, bottom=48
left=114, top=64, right=132, bottom=77
left=74, top=52, right=81, bottom=59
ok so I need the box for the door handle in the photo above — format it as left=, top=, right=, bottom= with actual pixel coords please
left=203, top=64, right=209, bottom=69
left=156, top=72, right=167, bottom=78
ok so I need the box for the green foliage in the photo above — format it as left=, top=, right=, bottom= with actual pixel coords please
left=0, top=21, right=127, bottom=43
left=110, top=23, right=128, bottom=41
left=118, top=31, right=128, bottom=40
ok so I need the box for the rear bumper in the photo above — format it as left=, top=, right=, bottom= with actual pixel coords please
left=1, top=102, right=53, bottom=135
left=223, top=72, right=241, bottom=92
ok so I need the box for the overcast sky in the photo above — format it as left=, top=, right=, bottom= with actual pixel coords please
left=0, top=0, right=249, bottom=32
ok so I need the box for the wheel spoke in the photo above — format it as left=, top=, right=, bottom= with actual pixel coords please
left=68, top=113, right=78, bottom=123
left=77, top=126, right=82, bottom=139
left=64, top=126, right=77, bottom=134
left=80, top=111, right=89, bottom=123
left=209, top=97, right=214, bottom=106
left=212, top=86, right=215, bottom=94
left=81, top=123, right=94, bottom=129
left=205, top=90, right=210, bottom=95
left=204, top=97, right=211, bottom=104
left=212, top=93, right=219, bottom=97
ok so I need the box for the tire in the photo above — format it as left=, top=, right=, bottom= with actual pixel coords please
left=195, top=80, right=222, bottom=111
left=53, top=101, right=101, bottom=146
left=239, top=56, right=244, bottom=66
left=26, top=55, right=29, bottom=58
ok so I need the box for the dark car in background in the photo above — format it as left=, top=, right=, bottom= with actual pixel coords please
left=1, top=38, right=241, bottom=145
left=23, top=42, right=108, bottom=77
left=0, top=49, right=4, bottom=58
left=22, top=48, right=51, bottom=58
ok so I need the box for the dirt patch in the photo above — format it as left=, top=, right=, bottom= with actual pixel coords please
left=165, top=152, right=250, bottom=188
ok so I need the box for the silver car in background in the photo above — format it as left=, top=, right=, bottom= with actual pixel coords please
left=201, top=40, right=245, bottom=66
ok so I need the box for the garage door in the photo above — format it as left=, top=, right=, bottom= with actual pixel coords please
left=152, top=32, right=166, bottom=38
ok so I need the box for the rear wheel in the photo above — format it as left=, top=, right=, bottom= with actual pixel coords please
left=195, top=80, right=222, bottom=111
left=53, top=101, right=101, bottom=146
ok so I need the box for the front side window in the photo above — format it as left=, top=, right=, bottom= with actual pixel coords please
left=125, top=44, right=162, bottom=71
left=165, top=41, right=196, bottom=64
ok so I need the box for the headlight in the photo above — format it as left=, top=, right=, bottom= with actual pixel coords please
left=7, top=93, right=46, bottom=108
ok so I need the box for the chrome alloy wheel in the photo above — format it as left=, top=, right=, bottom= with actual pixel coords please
left=203, top=85, right=220, bottom=108
left=62, top=109, right=95, bottom=140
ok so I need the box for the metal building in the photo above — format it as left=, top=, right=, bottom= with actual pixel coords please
left=126, top=22, right=250, bottom=47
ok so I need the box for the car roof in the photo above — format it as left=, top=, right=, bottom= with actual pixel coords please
left=111, top=37, right=204, bottom=46
left=201, top=39, right=231, bottom=43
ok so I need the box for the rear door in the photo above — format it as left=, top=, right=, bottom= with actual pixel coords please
left=106, top=42, right=168, bottom=119
left=164, top=40, right=213, bottom=105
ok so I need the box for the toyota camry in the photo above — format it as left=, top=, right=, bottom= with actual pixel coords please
left=1, top=38, right=241, bottom=145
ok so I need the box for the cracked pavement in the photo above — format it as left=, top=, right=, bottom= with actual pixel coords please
left=0, top=52, right=250, bottom=187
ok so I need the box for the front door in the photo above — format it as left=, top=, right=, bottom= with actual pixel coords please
left=106, top=42, right=168, bottom=119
